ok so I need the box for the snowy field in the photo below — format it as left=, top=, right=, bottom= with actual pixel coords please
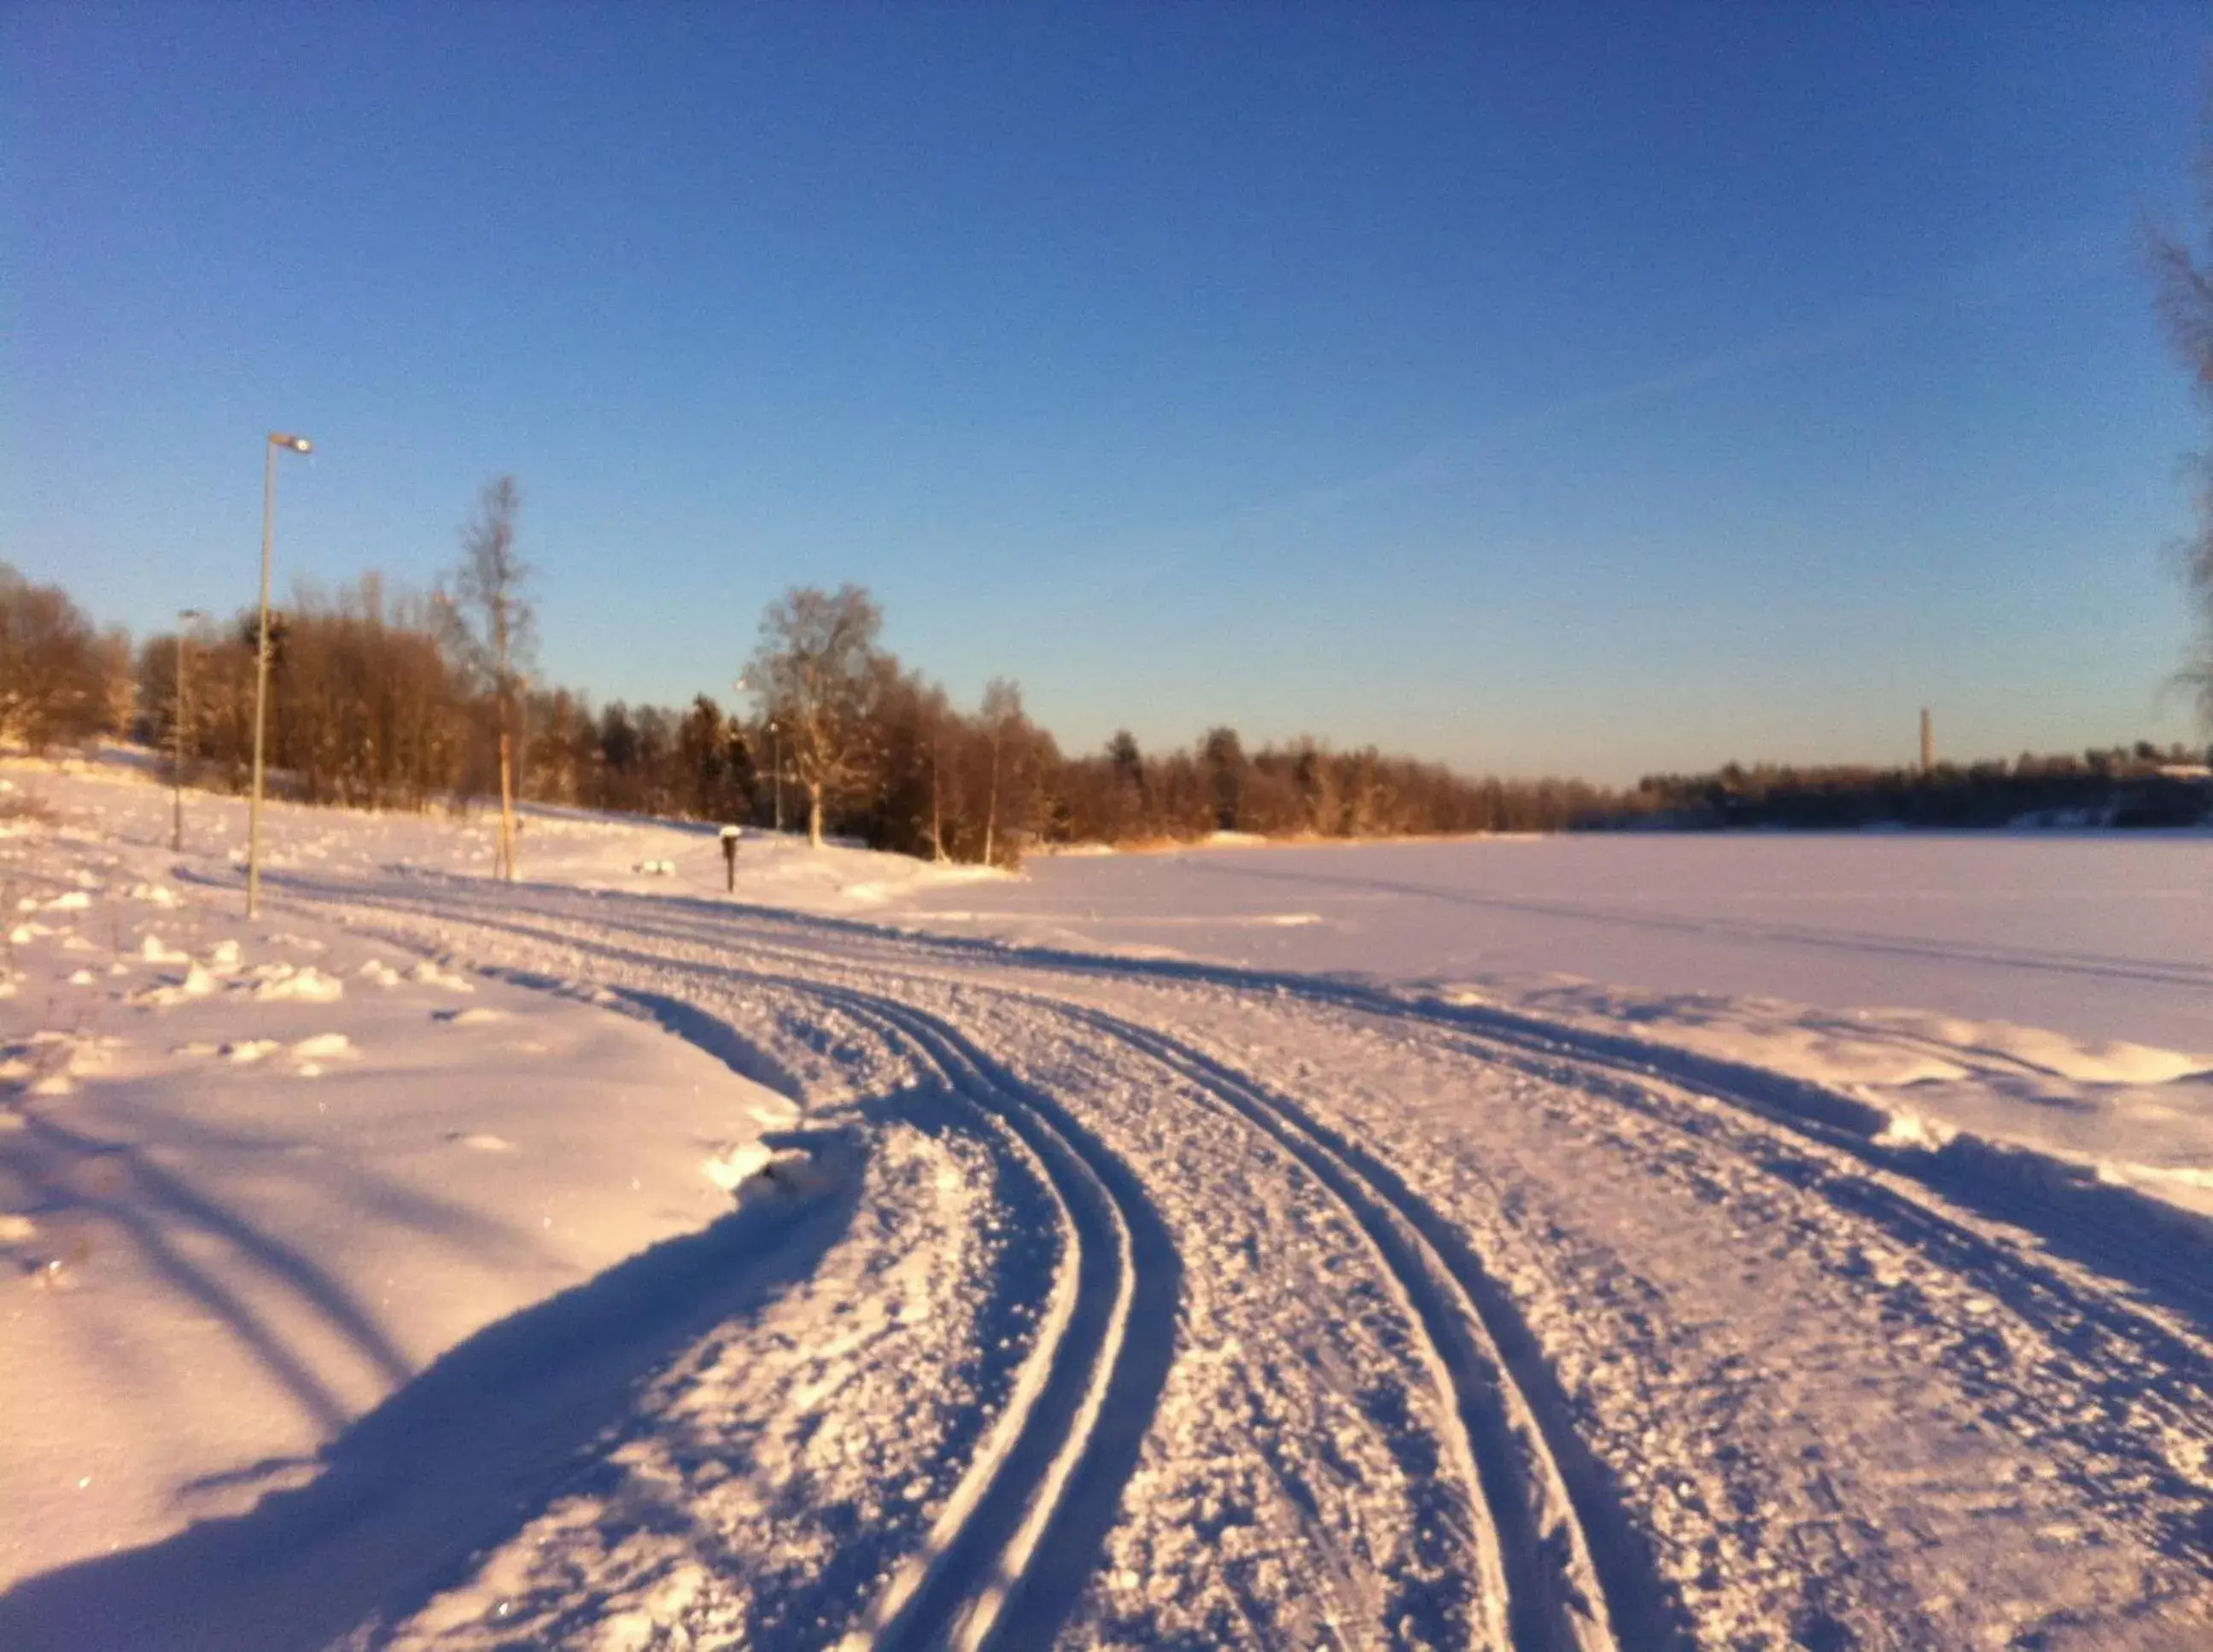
left=3, top=756, right=2210, bottom=1649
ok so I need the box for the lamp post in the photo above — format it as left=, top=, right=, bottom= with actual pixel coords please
left=247, top=431, right=312, bottom=918
left=171, top=609, right=202, bottom=851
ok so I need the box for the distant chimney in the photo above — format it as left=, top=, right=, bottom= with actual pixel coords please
left=1919, top=707, right=1933, bottom=773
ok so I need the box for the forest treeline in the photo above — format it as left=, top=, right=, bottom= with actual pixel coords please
left=1614, top=749, right=2213, bottom=831
left=0, top=557, right=1621, bottom=865
left=5, top=552, right=2205, bottom=860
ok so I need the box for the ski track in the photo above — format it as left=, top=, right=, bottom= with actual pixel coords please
left=282, top=880, right=1601, bottom=1646
left=805, top=983, right=1177, bottom=1652
left=250, top=869, right=2213, bottom=1645
left=257, top=882, right=1179, bottom=1651
left=1042, top=1001, right=1633, bottom=1652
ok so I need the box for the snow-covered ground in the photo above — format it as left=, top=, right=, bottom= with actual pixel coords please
left=893, top=832, right=2213, bottom=1220
left=3, top=756, right=2210, bottom=1649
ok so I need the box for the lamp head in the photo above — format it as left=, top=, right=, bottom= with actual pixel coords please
left=270, top=433, right=313, bottom=454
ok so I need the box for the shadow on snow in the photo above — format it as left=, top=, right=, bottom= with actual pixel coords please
left=0, top=1132, right=862, bottom=1652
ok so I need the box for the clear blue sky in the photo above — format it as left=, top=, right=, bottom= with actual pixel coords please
left=5, top=3, right=2208, bottom=782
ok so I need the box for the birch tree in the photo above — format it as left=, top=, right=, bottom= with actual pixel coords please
left=447, top=477, right=535, bottom=875
left=747, top=584, right=884, bottom=847
left=2152, top=144, right=2213, bottom=733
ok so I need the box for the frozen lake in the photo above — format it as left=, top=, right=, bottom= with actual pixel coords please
left=890, top=832, right=2213, bottom=1054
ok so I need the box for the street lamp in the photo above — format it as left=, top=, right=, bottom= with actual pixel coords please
left=172, top=609, right=202, bottom=851
left=247, top=431, right=312, bottom=918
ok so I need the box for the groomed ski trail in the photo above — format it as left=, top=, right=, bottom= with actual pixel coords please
left=242, top=869, right=2213, bottom=1645
left=812, top=984, right=1177, bottom=1652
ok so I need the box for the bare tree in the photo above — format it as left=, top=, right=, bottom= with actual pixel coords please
left=979, top=677, right=1019, bottom=867
left=447, top=477, right=535, bottom=876
left=2152, top=139, right=2213, bottom=733
left=0, top=563, right=109, bottom=752
left=747, top=584, right=885, bottom=847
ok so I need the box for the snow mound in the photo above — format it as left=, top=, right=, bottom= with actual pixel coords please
left=701, top=1142, right=844, bottom=1204
left=410, top=960, right=475, bottom=992
left=242, top=964, right=345, bottom=1003
left=134, top=961, right=219, bottom=1005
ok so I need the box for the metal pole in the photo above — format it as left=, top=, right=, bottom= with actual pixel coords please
left=247, top=440, right=277, bottom=917
left=772, top=723, right=784, bottom=832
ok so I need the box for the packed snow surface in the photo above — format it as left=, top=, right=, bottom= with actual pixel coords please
left=2, top=756, right=2210, bottom=1649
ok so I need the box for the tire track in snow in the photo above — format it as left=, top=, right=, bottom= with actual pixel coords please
left=1044, top=1001, right=1681, bottom=1652
left=794, top=983, right=1179, bottom=1652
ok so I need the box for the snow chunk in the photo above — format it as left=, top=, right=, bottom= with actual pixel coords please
left=701, top=1142, right=842, bottom=1203
left=409, top=960, right=475, bottom=992
left=434, top=1006, right=506, bottom=1026
left=242, top=964, right=344, bottom=1003
left=140, top=934, right=190, bottom=965
left=131, top=962, right=219, bottom=1006
left=702, top=1141, right=776, bottom=1192
left=1874, top=1109, right=1960, bottom=1153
